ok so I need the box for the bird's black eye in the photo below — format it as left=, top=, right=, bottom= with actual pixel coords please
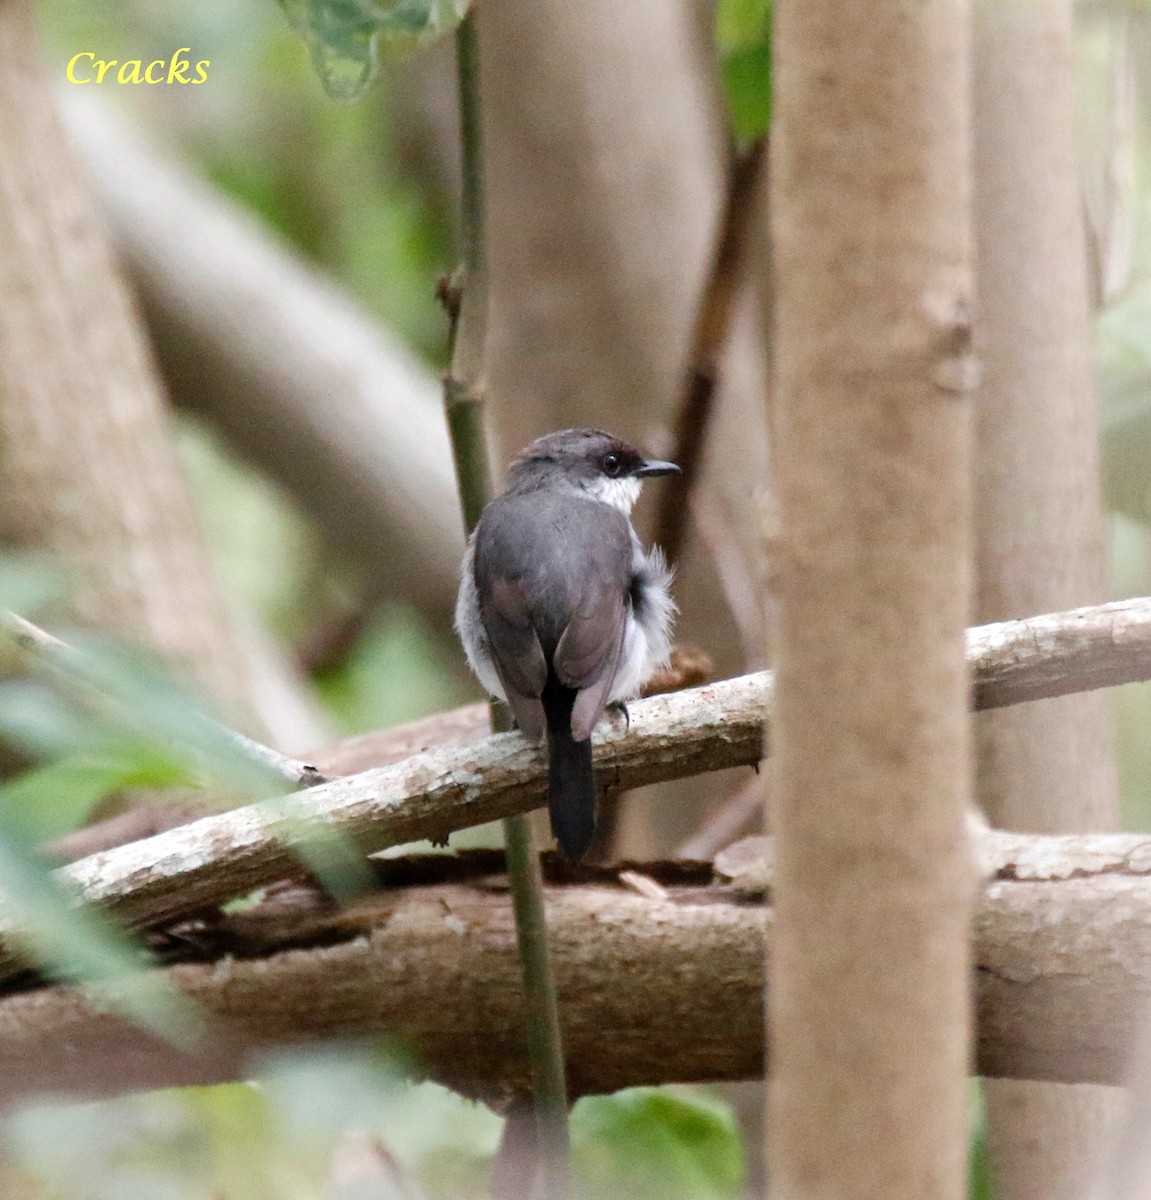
left=602, top=453, right=623, bottom=477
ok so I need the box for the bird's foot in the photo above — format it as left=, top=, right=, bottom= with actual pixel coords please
left=606, top=700, right=630, bottom=732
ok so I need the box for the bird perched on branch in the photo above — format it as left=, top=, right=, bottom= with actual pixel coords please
left=455, top=429, right=679, bottom=860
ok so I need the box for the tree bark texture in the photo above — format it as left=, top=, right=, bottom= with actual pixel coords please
left=6, top=593, right=1151, bottom=983
left=0, top=832, right=1149, bottom=1109
left=63, top=98, right=465, bottom=640
left=972, top=3, right=1122, bottom=1195
left=0, top=6, right=262, bottom=731
left=769, top=2, right=975, bottom=1198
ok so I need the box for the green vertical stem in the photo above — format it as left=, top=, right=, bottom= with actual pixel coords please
left=444, top=377, right=493, bottom=531
left=502, top=759, right=572, bottom=1199
left=444, top=12, right=572, bottom=1198
left=455, top=15, right=485, bottom=281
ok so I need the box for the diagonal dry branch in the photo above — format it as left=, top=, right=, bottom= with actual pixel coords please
left=6, top=595, right=1151, bottom=975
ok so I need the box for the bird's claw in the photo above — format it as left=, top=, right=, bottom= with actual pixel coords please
left=606, top=700, right=630, bottom=732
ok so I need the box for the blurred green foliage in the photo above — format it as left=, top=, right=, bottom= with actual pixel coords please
left=0, top=1053, right=750, bottom=1200
left=41, top=0, right=455, bottom=361
left=572, top=1088, right=744, bottom=1200
left=0, top=562, right=208, bottom=1038
left=177, top=424, right=317, bottom=644
left=0, top=551, right=372, bottom=1031
left=313, top=604, right=463, bottom=733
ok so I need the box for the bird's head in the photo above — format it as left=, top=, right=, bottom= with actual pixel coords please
left=507, top=428, right=680, bottom=514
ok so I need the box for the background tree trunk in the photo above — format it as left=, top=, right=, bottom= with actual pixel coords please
left=972, top=3, right=1123, bottom=1196
left=769, top=1, right=976, bottom=1197
left=0, top=1, right=270, bottom=737
left=474, top=0, right=773, bottom=854
left=64, top=98, right=465, bottom=645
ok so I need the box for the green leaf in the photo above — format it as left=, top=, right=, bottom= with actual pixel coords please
left=43, top=633, right=279, bottom=796
left=277, top=0, right=470, bottom=102
left=0, top=831, right=199, bottom=1045
left=571, top=1087, right=744, bottom=1200
left=0, top=745, right=194, bottom=844
left=0, top=680, right=100, bottom=761
left=183, top=1083, right=294, bottom=1200
left=716, top=0, right=772, bottom=142
left=261, top=794, right=375, bottom=904
left=4, top=629, right=373, bottom=903
left=56, top=638, right=374, bottom=901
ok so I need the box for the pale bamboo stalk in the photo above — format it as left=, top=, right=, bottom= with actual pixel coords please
left=769, top=1, right=976, bottom=1196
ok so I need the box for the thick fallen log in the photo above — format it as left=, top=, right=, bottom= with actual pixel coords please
left=0, top=832, right=1148, bottom=1107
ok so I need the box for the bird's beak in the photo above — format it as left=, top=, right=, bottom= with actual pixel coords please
left=635, top=459, right=681, bottom=478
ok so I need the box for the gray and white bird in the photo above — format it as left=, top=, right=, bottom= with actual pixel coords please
left=455, top=429, right=679, bottom=860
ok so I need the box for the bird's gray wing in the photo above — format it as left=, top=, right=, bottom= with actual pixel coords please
left=478, top=574, right=547, bottom=739
left=554, top=578, right=628, bottom=742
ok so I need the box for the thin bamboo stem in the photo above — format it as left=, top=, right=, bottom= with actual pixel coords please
left=444, top=14, right=571, bottom=1196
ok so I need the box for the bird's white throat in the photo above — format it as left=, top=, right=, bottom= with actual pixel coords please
left=585, top=475, right=643, bottom=514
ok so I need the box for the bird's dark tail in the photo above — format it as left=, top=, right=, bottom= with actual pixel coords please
left=544, top=683, right=597, bottom=861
